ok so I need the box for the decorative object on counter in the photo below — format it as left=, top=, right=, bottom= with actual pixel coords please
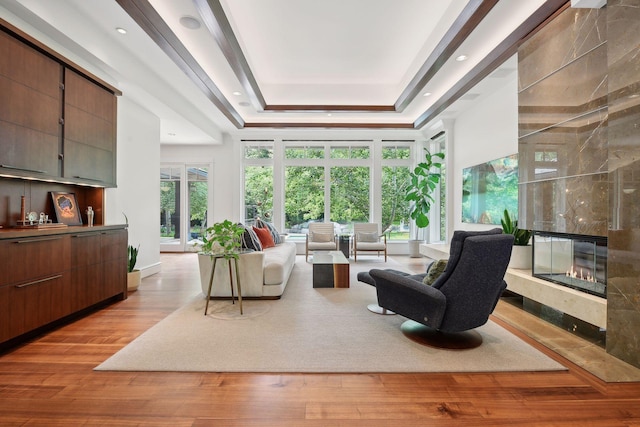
left=20, top=195, right=26, bottom=223
left=86, top=206, right=94, bottom=227
left=51, top=191, right=82, bottom=225
left=14, top=196, right=66, bottom=229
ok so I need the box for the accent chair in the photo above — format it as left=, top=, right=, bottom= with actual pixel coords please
left=305, top=222, right=338, bottom=262
left=352, top=222, right=387, bottom=262
left=370, top=229, right=513, bottom=349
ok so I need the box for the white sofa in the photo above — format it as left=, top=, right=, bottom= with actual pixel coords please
left=198, top=241, right=296, bottom=298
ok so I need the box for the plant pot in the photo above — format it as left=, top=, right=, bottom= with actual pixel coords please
left=509, top=245, right=532, bottom=270
left=408, top=240, right=424, bottom=258
left=127, top=269, right=141, bottom=291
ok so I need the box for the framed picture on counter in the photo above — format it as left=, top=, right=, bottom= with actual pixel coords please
left=51, top=192, right=83, bottom=225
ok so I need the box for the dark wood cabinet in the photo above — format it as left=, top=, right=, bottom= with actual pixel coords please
left=63, top=69, right=117, bottom=186
left=0, top=30, right=62, bottom=178
left=0, top=226, right=127, bottom=347
left=0, top=22, right=120, bottom=188
left=68, top=229, right=127, bottom=309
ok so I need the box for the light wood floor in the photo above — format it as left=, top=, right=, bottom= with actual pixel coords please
left=1, top=253, right=640, bottom=426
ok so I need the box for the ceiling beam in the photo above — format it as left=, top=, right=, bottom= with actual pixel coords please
left=194, top=0, right=266, bottom=110
left=115, top=0, right=244, bottom=128
left=394, top=0, right=499, bottom=112
left=116, top=0, right=570, bottom=131
left=413, top=0, right=570, bottom=129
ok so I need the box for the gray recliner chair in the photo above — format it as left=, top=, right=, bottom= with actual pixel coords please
left=358, top=228, right=504, bottom=315
left=370, top=230, right=514, bottom=349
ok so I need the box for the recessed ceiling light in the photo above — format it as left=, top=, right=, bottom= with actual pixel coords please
left=115, top=27, right=127, bottom=34
left=179, top=16, right=201, bottom=30
left=232, top=91, right=242, bottom=96
left=456, top=54, right=468, bottom=61
left=239, top=101, right=250, bottom=107
left=327, top=113, right=332, bottom=117
left=423, top=92, right=432, bottom=97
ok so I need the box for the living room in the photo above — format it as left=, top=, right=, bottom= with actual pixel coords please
left=2, top=0, right=640, bottom=424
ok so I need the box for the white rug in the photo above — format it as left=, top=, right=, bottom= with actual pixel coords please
left=96, top=259, right=566, bottom=373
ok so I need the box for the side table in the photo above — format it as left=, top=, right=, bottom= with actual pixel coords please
left=338, top=234, right=351, bottom=258
left=204, top=252, right=244, bottom=315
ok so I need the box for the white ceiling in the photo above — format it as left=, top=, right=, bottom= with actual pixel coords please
left=1, top=0, right=559, bottom=144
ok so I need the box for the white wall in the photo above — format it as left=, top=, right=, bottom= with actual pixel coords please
left=450, top=73, right=519, bottom=236
left=105, top=97, right=161, bottom=277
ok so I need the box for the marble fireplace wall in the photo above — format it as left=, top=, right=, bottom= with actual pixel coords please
left=518, top=1, right=640, bottom=370
left=518, top=6, right=608, bottom=237
left=606, top=0, right=640, bottom=369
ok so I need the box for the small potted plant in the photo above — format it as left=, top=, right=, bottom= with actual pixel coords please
left=501, top=209, right=533, bottom=269
left=405, top=147, right=445, bottom=257
left=200, top=220, right=246, bottom=259
left=197, top=220, right=247, bottom=291
left=127, top=244, right=141, bottom=291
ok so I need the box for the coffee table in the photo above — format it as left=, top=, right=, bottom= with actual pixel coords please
left=312, top=250, right=350, bottom=288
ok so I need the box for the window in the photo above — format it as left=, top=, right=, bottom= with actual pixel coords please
left=242, top=140, right=420, bottom=241
left=244, top=166, right=273, bottom=223
left=381, top=143, right=412, bottom=240
left=285, top=166, right=325, bottom=235
left=243, top=142, right=274, bottom=224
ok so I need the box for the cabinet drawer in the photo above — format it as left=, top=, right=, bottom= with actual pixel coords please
left=101, top=230, right=127, bottom=261
left=0, top=272, right=68, bottom=341
left=70, top=232, right=102, bottom=267
left=0, top=235, right=70, bottom=287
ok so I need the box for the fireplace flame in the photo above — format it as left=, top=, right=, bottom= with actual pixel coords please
left=565, top=265, right=597, bottom=283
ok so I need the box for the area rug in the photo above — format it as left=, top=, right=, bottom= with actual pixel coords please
left=96, top=259, right=566, bottom=373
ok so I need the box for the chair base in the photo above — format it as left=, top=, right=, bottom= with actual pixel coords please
left=367, top=304, right=395, bottom=315
left=400, top=320, right=483, bottom=350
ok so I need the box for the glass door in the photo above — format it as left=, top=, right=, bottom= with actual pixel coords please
left=160, top=164, right=210, bottom=252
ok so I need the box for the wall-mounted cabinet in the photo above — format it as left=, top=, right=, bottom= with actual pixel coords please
left=63, top=69, right=117, bottom=186
left=0, top=21, right=120, bottom=188
left=0, top=30, right=62, bottom=179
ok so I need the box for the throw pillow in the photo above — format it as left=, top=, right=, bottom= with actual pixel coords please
left=255, top=218, right=282, bottom=244
left=357, top=231, right=379, bottom=242
left=423, top=259, right=448, bottom=286
left=253, top=225, right=275, bottom=249
left=240, top=223, right=262, bottom=252
left=312, top=232, right=334, bottom=243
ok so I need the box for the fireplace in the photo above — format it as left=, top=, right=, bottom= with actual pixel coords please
left=532, top=232, right=607, bottom=298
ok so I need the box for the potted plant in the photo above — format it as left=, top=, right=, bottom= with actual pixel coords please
left=501, top=209, right=533, bottom=269
left=200, top=220, right=246, bottom=258
left=127, top=244, right=141, bottom=291
left=197, top=220, right=247, bottom=291
left=405, top=147, right=445, bottom=257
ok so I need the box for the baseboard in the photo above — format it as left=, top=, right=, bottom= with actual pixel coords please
left=141, top=262, right=161, bottom=278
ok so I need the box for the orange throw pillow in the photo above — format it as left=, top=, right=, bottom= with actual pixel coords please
left=252, top=226, right=275, bottom=249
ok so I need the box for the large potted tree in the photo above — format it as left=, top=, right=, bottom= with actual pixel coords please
left=405, top=147, right=445, bottom=257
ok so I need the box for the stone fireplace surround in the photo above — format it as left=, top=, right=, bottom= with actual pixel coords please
left=518, top=2, right=640, bottom=369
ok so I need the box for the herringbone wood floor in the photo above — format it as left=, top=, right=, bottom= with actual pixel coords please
left=1, top=253, right=639, bottom=426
